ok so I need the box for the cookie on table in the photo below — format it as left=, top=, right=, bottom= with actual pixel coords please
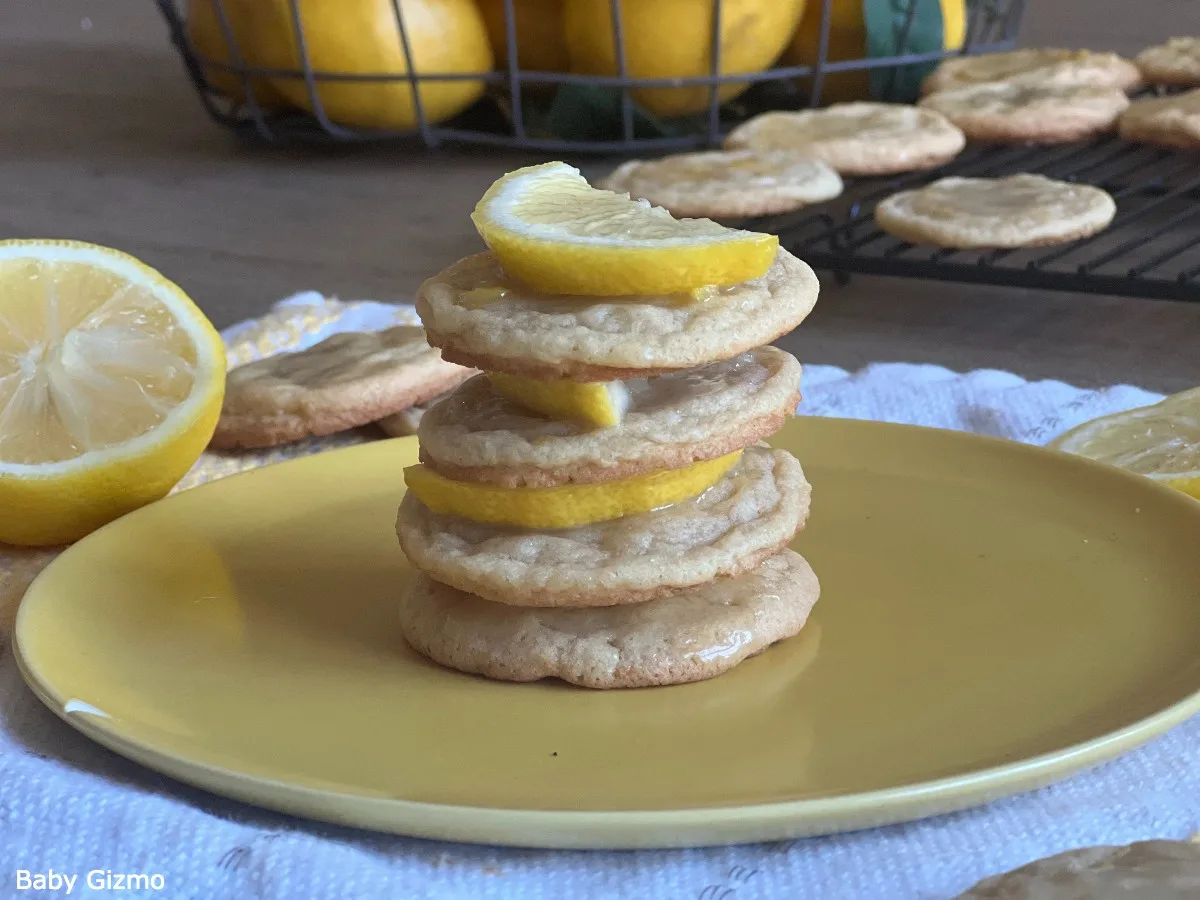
left=722, top=103, right=965, bottom=176
left=211, top=326, right=474, bottom=450
left=399, top=548, right=819, bottom=689
left=396, top=445, right=809, bottom=607
left=1118, top=88, right=1200, bottom=149
left=376, top=387, right=457, bottom=438
left=417, top=250, right=818, bottom=381
left=1135, top=37, right=1200, bottom=86
left=600, top=150, right=843, bottom=219
left=418, top=348, right=801, bottom=488
left=919, top=82, right=1129, bottom=143
left=921, top=48, right=1142, bottom=95
left=875, top=174, right=1116, bottom=249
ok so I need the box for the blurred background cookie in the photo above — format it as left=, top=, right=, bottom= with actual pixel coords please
left=375, top=388, right=458, bottom=438
left=1119, top=88, right=1200, bottom=148
left=723, top=103, right=965, bottom=176
left=919, top=81, right=1129, bottom=143
left=921, top=48, right=1141, bottom=95
left=212, top=326, right=474, bottom=449
left=1136, top=37, right=1200, bottom=86
left=601, top=151, right=842, bottom=219
left=875, top=174, right=1116, bottom=249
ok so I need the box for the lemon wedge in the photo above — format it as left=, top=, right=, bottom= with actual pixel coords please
left=471, top=162, right=778, bottom=296
left=0, top=240, right=226, bottom=546
left=405, top=451, right=741, bottom=529
left=488, top=371, right=629, bottom=427
left=1049, top=387, right=1200, bottom=499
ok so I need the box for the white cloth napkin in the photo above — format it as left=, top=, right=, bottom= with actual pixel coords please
left=1, top=295, right=1195, bottom=900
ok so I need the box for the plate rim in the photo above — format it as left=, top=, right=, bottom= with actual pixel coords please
left=13, top=418, right=1200, bottom=849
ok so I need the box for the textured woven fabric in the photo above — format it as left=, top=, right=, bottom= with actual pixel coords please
left=1, top=295, right=1196, bottom=900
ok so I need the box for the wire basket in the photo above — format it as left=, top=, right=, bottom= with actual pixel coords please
left=157, top=0, right=1025, bottom=152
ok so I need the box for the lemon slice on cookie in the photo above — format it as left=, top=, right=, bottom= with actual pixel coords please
left=471, top=162, right=778, bottom=296
left=1049, top=387, right=1200, bottom=499
left=0, top=240, right=226, bottom=545
left=404, top=450, right=741, bottom=529
left=488, top=372, right=629, bottom=428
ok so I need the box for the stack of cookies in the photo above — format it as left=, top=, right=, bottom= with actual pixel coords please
left=395, top=162, right=821, bottom=690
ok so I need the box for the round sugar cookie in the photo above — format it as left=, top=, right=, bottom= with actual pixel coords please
left=419, top=348, right=801, bottom=488
left=921, top=48, right=1141, bottom=96
left=1136, top=37, right=1200, bottom=86
left=211, top=326, right=475, bottom=450
left=919, top=81, right=1129, bottom=143
left=396, top=445, right=810, bottom=607
left=416, top=250, right=818, bottom=381
left=1119, top=88, right=1200, bottom=149
left=722, top=103, right=965, bottom=176
left=875, top=174, right=1116, bottom=249
left=399, top=548, right=820, bottom=689
left=600, top=150, right=843, bottom=219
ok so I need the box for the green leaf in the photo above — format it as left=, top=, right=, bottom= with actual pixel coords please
left=863, top=0, right=949, bottom=103
left=541, top=85, right=693, bottom=142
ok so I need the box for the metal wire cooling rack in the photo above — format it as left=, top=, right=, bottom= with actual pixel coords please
left=743, top=134, right=1200, bottom=303
left=156, top=0, right=1023, bottom=151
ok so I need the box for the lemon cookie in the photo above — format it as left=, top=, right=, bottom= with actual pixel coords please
left=399, top=548, right=819, bottom=689
left=396, top=445, right=809, bottom=607
left=722, top=103, right=965, bottom=176
left=417, top=250, right=818, bottom=381
left=875, top=175, right=1116, bottom=249
left=376, top=388, right=457, bottom=438
left=1119, top=88, right=1200, bottom=149
left=211, top=326, right=474, bottom=449
left=919, top=82, right=1129, bottom=143
left=418, top=349, right=801, bottom=488
left=600, top=150, right=843, bottom=219
left=1136, top=37, right=1200, bottom=86
left=921, top=48, right=1141, bottom=95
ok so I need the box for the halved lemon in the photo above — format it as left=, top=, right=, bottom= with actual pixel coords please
left=405, top=451, right=741, bottom=529
left=471, top=162, right=778, bottom=296
left=1049, top=387, right=1200, bottom=499
left=488, top=371, right=629, bottom=427
left=0, top=240, right=226, bottom=546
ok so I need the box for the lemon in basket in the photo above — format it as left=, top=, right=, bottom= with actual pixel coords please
left=564, top=0, right=805, bottom=117
left=478, top=0, right=569, bottom=73
left=784, top=0, right=966, bottom=104
left=1049, top=388, right=1200, bottom=499
left=254, top=0, right=494, bottom=131
left=0, top=241, right=226, bottom=546
left=186, top=0, right=288, bottom=108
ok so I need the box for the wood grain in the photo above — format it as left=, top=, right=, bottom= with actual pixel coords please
left=2, top=0, right=1199, bottom=391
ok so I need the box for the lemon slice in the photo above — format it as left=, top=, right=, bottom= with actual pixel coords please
left=0, top=240, right=226, bottom=546
left=471, top=162, right=778, bottom=296
left=488, top=371, right=629, bottom=427
left=405, top=451, right=741, bottom=529
left=1049, top=387, right=1200, bottom=499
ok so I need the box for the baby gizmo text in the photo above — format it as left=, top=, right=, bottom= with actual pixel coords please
left=15, top=869, right=166, bottom=893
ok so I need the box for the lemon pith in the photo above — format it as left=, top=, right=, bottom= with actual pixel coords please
left=0, top=240, right=226, bottom=546
left=405, top=451, right=742, bottom=529
left=1049, top=387, right=1200, bottom=499
left=488, top=371, right=629, bottom=427
left=471, top=162, right=778, bottom=296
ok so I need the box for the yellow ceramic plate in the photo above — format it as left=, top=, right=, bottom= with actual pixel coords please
left=14, top=418, right=1200, bottom=849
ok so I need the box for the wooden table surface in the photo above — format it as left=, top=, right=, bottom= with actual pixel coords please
left=3, top=0, right=1200, bottom=392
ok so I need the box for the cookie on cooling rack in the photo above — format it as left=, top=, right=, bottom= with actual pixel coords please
left=600, top=150, right=843, bottom=219
left=919, top=82, right=1129, bottom=143
left=1135, top=37, right=1200, bottom=87
left=722, top=103, right=965, bottom=177
left=921, top=48, right=1142, bottom=95
left=874, top=174, right=1116, bottom=249
left=1118, top=88, right=1200, bottom=149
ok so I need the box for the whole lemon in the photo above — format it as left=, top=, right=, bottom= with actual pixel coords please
left=785, top=0, right=966, bottom=103
left=478, top=0, right=569, bottom=72
left=564, top=0, right=805, bottom=118
left=185, top=0, right=288, bottom=107
left=256, top=0, right=494, bottom=130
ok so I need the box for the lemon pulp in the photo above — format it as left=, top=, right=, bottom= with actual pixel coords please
left=405, top=451, right=742, bottom=529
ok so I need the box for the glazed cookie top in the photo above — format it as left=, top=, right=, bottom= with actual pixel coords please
left=918, top=81, right=1129, bottom=141
left=920, top=48, right=1141, bottom=95
left=723, top=103, right=965, bottom=176
left=416, top=250, right=818, bottom=381
left=1136, top=37, right=1200, bottom=86
left=396, top=445, right=809, bottom=607
left=1118, top=88, right=1200, bottom=148
left=418, top=348, right=801, bottom=487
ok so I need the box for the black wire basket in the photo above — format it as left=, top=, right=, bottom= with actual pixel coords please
left=157, top=0, right=1025, bottom=152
